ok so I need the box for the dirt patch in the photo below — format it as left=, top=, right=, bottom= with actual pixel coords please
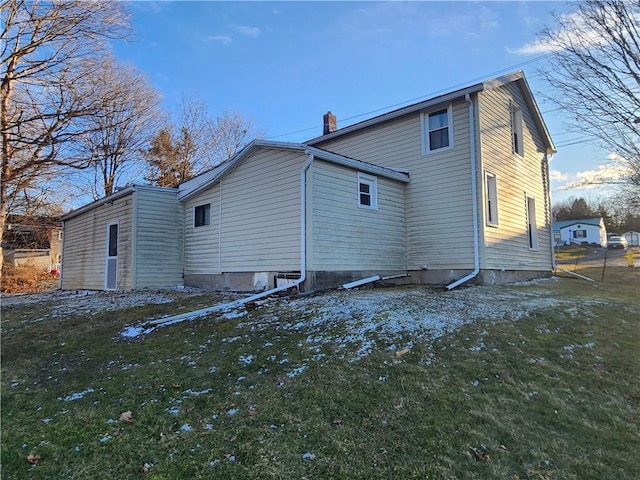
left=1, top=264, right=59, bottom=294
left=0, top=286, right=209, bottom=314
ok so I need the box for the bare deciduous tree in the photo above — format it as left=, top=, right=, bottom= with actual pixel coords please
left=1, top=0, right=131, bottom=273
left=80, top=55, right=164, bottom=199
left=536, top=0, right=640, bottom=191
left=144, top=98, right=263, bottom=188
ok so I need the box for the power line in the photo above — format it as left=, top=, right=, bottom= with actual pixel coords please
left=266, top=54, right=555, bottom=141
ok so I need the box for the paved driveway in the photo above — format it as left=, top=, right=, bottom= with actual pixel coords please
left=556, top=247, right=635, bottom=267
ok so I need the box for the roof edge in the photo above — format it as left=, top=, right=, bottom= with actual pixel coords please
left=61, top=185, right=176, bottom=221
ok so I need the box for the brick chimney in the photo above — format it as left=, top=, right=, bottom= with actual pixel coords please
left=323, top=111, right=337, bottom=135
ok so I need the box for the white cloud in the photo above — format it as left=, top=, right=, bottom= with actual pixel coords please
left=202, top=35, right=232, bottom=45
left=562, top=163, right=630, bottom=190
left=236, top=26, right=262, bottom=37
left=550, top=170, right=568, bottom=182
left=509, top=11, right=609, bottom=55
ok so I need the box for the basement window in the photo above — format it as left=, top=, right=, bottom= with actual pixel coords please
left=357, top=173, right=378, bottom=210
left=194, top=203, right=211, bottom=227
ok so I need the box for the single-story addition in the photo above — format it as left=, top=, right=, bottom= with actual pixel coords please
left=552, top=218, right=607, bottom=247
left=61, top=70, right=557, bottom=292
left=60, top=185, right=183, bottom=290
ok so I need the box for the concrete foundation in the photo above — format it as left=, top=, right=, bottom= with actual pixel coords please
left=185, top=268, right=553, bottom=293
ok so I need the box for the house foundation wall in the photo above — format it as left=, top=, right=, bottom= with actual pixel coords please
left=185, top=268, right=553, bottom=293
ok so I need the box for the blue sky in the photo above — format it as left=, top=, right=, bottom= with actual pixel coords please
left=112, top=1, right=618, bottom=205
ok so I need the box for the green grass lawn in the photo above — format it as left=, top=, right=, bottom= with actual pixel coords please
left=2, top=272, right=639, bottom=479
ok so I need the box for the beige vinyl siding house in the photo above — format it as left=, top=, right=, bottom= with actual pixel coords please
left=477, top=80, right=553, bottom=273
left=308, top=71, right=555, bottom=285
left=307, top=159, right=407, bottom=287
left=61, top=186, right=183, bottom=290
left=182, top=147, right=305, bottom=291
left=61, top=70, right=554, bottom=293
left=310, top=99, right=475, bottom=276
left=179, top=142, right=410, bottom=291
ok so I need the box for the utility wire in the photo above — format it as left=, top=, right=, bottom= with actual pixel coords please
left=266, top=53, right=555, bottom=141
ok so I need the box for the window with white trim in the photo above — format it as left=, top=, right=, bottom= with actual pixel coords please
left=526, top=195, right=538, bottom=250
left=194, top=203, right=211, bottom=227
left=512, top=104, right=524, bottom=156
left=422, top=105, right=453, bottom=154
left=357, top=173, right=377, bottom=210
left=485, top=171, right=498, bottom=226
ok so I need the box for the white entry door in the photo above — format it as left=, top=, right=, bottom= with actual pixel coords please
left=105, top=223, right=118, bottom=290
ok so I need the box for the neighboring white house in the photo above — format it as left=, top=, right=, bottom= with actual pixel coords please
left=623, top=231, right=640, bottom=246
left=61, top=70, right=556, bottom=292
left=552, top=218, right=607, bottom=247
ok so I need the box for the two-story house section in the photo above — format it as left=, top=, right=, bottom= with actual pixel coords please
left=307, top=71, right=556, bottom=288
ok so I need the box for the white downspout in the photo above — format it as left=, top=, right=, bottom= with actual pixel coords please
left=144, top=154, right=314, bottom=328
left=546, top=154, right=557, bottom=272
left=447, top=93, right=480, bottom=290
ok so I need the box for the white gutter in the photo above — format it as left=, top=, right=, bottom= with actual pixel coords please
left=447, top=93, right=480, bottom=290
left=141, top=154, right=315, bottom=329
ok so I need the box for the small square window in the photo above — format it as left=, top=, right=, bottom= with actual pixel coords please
left=357, top=173, right=377, bottom=210
left=194, top=203, right=211, bottom=227
left=422, top=105, right=453, bottom=154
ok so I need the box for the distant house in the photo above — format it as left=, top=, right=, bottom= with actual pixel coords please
left=553, top=218, right=607, bottom=246
left=61, top=70, right=556, bottom=292
left=623, top=231, right=640, bottom=246
left=2, top=215, right=62, bottom=271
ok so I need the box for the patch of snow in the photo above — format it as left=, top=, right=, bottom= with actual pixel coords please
left=239, top=354, right=254, bottom=365
left=287, top=365, right=308, bottom=378
left=184, top=388, right=213, bottom=396
left=58, top=387, right=95, bottom=402
left=220, top=309, right=247, bottom=320
left=121, top=326, right=154, bottom=338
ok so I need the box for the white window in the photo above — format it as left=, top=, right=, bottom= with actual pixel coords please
left=194, top=203, right=211, bottom=227
left=485, top=172, right=498, bottom=226
left=422, top=105, right=453, bottom=154
left=526, top=195, right=538, bottom=250
left=512, top=104, right=524, bottom=156
left=357, top=173, right=377, bottom=210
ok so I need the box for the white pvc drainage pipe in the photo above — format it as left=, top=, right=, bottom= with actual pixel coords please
left=141, top=154, right=315, bottom=329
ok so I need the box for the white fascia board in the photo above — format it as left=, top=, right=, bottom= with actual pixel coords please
left=61, top=186, right=136, bottom=221
left=305, top=146, right=410, bottom=183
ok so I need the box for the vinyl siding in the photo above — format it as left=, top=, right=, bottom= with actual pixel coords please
left=61, top=194, right=133, bottom=290
left=184, top=148, right=304, bottom=274
left=134, top=188, right=184, bottom=288
left=314, top=98, right=475, bottom=270
left=309, top=160, right=406, bottom=271
left=477, top=82, right=552, bottom=270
